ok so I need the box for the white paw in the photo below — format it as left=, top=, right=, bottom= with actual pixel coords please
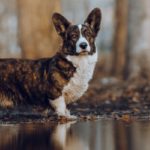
left=57, top=109, right=77, bottom=120
left=67, top=114, right=77, bottom=120
left=65, top=109, right=71, bottom=116
left=56, top=109, right=66, bottom=117
left=50, top=96, right=77, bottom=120
left=66, top=110, right=77, bottom=119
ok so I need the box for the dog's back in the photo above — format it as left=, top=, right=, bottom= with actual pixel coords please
left=0, top=54, right=75, bottom=108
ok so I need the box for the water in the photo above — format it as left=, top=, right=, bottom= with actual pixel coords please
left=0, top=120, right=150, bottom=150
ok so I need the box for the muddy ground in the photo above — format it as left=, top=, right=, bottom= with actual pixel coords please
left=1, top=63, right=150, bottom=123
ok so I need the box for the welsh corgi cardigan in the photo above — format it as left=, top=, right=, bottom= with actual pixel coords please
left=0, top=8, right=101, bottom=118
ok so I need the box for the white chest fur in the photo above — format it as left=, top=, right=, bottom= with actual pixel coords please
left=63, top=51, right=98, bottom=104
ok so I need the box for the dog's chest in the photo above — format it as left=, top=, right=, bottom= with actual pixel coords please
left=63, top=52, right=97, bottom=104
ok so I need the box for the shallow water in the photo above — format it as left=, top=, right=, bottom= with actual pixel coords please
left=0, top=120, right=150, bottom=150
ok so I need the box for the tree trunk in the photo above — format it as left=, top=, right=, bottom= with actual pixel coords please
left=17, top=0, right=61, bottom=59
left=111, top=0, right=129, bottom=79
left=128, top=0, right=150, bottom=79
left=0, top=0, right=20, bottom=58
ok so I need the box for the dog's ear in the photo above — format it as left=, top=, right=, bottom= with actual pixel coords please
left=84, top=8, right=102, bottom=37
left=52, top=13, right=71, bottom=37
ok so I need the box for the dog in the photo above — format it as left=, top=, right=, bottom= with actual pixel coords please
left=0, top=8, right=101, bottom=118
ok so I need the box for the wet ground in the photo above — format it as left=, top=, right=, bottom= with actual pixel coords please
left=0, top=120, right=150, bottom=150
left=1, top=63, right=150, bottom=149
left=1, top=76, right=150, bottom=123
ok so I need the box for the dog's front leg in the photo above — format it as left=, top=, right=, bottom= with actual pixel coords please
left=50, top=96, right=76, bottom=119
left=50, top=96, right=66, bottom=116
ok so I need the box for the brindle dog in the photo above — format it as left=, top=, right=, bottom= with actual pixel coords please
left=0, top=8, right=102, bottom=118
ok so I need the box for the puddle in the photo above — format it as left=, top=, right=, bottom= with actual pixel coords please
left=0, top=120, right=150, bottom=150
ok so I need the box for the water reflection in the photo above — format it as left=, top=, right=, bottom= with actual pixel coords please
left=0, top=120, right=150, bottom=150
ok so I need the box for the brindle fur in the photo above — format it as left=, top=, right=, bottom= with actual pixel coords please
left=0, top=53, right=76, bottom=108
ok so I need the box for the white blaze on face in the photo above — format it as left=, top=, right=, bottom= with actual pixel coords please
left=76, top=25, right=91, bottom=53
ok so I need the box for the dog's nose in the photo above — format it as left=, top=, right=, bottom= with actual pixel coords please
left=79, top=42, right=88, bottom=49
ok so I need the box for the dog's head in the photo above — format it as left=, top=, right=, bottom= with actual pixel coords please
left=52, top=8, right=102, bottom=55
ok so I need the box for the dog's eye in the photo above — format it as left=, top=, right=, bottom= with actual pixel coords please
left=71, top=34, right=78, bottom=39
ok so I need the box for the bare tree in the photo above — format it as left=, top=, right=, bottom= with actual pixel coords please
left=128, top=0, right=150, bottom=78
left=17, top=0, right=61, bottom=58
left=111, top=0, right=129, bottom=79
left=0, top=0, right=20, bottom=58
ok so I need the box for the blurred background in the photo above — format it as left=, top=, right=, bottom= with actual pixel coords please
left=0, top=0, right=150, bottom=79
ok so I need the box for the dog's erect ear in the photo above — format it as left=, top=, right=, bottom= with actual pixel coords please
left=52, top=13, right=71, bottom=37
left=84, top=8, right=102, bottom=37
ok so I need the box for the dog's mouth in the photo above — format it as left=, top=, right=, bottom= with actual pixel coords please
left=79, top=50, right=89, bottom=55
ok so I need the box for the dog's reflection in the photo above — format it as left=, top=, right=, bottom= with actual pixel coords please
left=0, top=122, right=89, bottom=150
left=51, top=122, right=89, bottom=150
